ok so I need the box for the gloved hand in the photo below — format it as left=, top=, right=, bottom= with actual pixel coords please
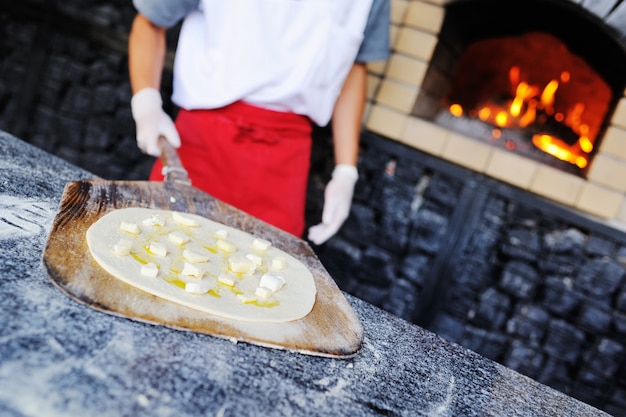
left=308, top=164, right=358, bottom=245
left=130, top=87, right=181, bottom=157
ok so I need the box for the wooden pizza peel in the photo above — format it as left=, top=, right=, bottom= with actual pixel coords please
left=42, top=138, right=363, bottom=358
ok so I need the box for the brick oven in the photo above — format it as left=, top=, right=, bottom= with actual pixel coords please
left=365, top=0, right=626, bottom=225
left=424, top=0, right=624, bottom=178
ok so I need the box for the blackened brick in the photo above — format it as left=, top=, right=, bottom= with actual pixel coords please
left=500, top=260, right=539, bottom=298
left=544, top=319, right=585, bottom=362
left=542, top=276, right=581, bottom=316
left=575, top=258, right=625, bottom=299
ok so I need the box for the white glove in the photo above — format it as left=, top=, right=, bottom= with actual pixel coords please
left=130, top=87, right=181, bottom=157
left=308, top=164, right=358, bottom=245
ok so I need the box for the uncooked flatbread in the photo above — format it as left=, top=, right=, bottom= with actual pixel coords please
left=86, top=207, right=316, bottom=323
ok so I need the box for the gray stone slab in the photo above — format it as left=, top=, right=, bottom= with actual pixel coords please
left=0, top=131, right=609, bottom=417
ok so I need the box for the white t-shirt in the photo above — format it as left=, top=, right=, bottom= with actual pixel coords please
left=133, top=0, right=390, bottom=126
left=175, top=0, right=373, bottom=125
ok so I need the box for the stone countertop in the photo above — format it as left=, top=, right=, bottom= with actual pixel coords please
left=0, top=132, right=609, bottom=417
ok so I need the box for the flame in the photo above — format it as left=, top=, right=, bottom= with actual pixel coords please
left=532, top=134, right=587, bottom=168
left=540, top=80, right=559, bottom=109
left=449, top=66, right=593, bottom=168
left=450, top=104, right=463, bottom=117
left=495, top=111, right=508, bottom=127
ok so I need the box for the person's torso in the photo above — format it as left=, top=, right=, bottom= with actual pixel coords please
left=172, top=0, right=373, bottom=125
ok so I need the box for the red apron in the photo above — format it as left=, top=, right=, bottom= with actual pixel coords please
left=150, top=102, right=313, bottom=237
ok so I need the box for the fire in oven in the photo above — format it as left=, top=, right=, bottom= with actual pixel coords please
left=414, top=0, right=626, bottom=177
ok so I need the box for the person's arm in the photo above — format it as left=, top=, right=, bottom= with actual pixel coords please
left=128, top=13, right=180, bottom=156
left=307, top=63, right=366, bottom=245
left=129, top=13, right=167, bottom=93
left=331, top=62, right=367, bottom=167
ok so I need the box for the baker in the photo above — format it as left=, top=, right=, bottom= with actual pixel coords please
left=128, top=0, right=390, bottom=244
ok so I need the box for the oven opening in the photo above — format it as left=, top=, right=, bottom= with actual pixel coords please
left=441, top=31, right=611, bottom=171
left=412, top=0, right=626, bottom=177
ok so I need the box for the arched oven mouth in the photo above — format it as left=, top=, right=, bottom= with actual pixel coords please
left=413, top=0, right=626, bottom=177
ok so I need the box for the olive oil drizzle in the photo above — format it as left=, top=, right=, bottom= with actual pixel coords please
left=122, top=213, right=281, bottom=308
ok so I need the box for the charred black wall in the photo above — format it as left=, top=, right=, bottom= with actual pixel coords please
left=0, top=1, right=178, bottom=180
left=308, top=130, right=626, bottom=415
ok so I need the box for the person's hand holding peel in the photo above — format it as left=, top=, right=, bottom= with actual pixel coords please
left=308, top=164, right=358, bottom=245
left=131, top=87, right=180, bottom=157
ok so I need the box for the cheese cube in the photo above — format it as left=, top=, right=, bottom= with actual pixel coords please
left=271, top=257, right=286, bottom=270
left=252, top=238, right=271, bottom=252
left=141, top=262, right=159, bottom=278
left=217, top=273, right=236, bottom=287
left=149, top=242, right=167, bottom=257
left=168, top=231, right=190, bottom=245
left=113, top=239, right=133, bottom=256
left=259, top=273, right=285, bottom=292
left=255, top=286, right=273, bottom=299
left=215, top=229, right=229, bottom=239
left=142, top=214, right=165, bottom=226
left=237, top=294, right=257, bottom=304
left=120, top=221, right=140, bottom=235
left=181, top=262, right=204, bottom=279
left=172, top=212, right=199, bottom=227
left=228, top=255, right=256, bottom=274
left=185, top=281, right=211, bottom=294
left=183, top=249, right=209, bottom=263
left=246, top=253, right=263, bottom=266
left=217, top=239, right=237, bottom=253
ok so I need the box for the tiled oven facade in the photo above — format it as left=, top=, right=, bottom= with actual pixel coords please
left=364, top=0, right=626, bottom=228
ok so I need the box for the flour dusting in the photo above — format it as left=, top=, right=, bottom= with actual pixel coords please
left=0, top=196, right=54, bottom=239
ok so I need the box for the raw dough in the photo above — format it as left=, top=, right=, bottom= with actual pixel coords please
left=86, top=208, right=316, bottom=323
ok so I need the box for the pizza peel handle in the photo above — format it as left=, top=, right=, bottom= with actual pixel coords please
left=158, top=135, right=191, bottom=186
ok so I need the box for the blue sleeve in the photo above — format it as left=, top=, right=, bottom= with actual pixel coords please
left=356, top=0, right=391, bottom=63
left=133, top=0, right=200, bottom=28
